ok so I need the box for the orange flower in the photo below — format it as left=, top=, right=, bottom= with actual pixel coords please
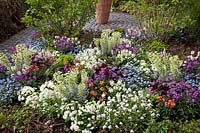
left=90, top=90, right=98, bottom=97
left=78, top=65, right=83, bottom=70
left=100, top=80, right=105, bottom=86
left=168, top=100, right=176, bottom=108
left=170, top=101, right=176, bottom=108
left=34, top=66, right=40, bottom=72
left=157, top=96, right=165, bottom=102
left=30, top=65, right=40, bottom=72
left=88, top=82, right=94, bottom=87
left=165, top=100, right=176, bottom=108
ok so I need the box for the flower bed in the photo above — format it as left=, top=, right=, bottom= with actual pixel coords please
left=0, top=29, right=200, bottom=132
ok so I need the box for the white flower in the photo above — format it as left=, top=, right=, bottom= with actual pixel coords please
left=191, top=51, right=195, bottom=55
left=82, top=130, right=91, bottom=133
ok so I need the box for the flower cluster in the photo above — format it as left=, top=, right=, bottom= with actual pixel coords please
left=62, top=80, right=158, bottom=132
left=150, top=79, right=200, bottom=119
left=31, top=50, right=55, bottom=68
left=157, top=96, right=176, bottom=108
left=18, top=68, right=88, bottom=108
left=86, top=63, right=119, bottom=101
left=0, top=65, right=5, bottom=73
left=125, top=27, right=145, bottom=43
left=76, top=47, right=103, bottom=69
left=183, top=51, right=200, bottom=74
left=0, top=76, right=21, bottom=106
left=54, top=36, right=80, bottom=53
left=111, top=42, right=139, bottom=56
left=14, top=50, right=55, bottom=86
left=117, top=65, right=152, bottom=90
left=184, top=73, right=200, bottom=90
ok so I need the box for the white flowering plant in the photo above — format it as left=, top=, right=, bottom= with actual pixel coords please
left=17, top=68, right=88, bottom=117
left=76, top=47, right=103, bottom=69
left=61, top=80, right=159, bottom=132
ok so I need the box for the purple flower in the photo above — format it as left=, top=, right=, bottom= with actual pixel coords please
left=0, top=65, right=5, bottom=72
left=14, top=75, right=24, bottom=81
left=172, top=94, right=182, bottom=100
left=32, top=76, right=37, bottom=80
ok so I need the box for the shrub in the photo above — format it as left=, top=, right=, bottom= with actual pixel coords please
left=22, top=0, right=97, bottom=38
left=0, top=0, right=27, bottom=42
left=119, top=0, right=193, bottom=42
left=149, top=40, right=168, bottom=52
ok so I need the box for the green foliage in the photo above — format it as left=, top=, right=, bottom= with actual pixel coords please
left=150, top=40, right=168, bottom=52
left=120, top=0, right=193, bottom=42
left=145, top=120, right=179, bottom=133
left=180, top=0, right=200, bottom=39
left=94, top=29, right=122, bottom=55
left=22, top=0, right=97, bottom=38
left=0, top=44, right=35, bottom=75
left=45, top=54, right=74, bottom=76
left=148, top=51, right=183, bottom=80
left=57, top=54, right=74, bottom=65
left=53, top=70, right=88, bottom=102
left=145, top=119, right=200, bottom=133
left=0, top=106, right=32, bottom=132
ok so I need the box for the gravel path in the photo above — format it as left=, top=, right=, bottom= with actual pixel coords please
left=0, top=12, right=138, bottom=52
